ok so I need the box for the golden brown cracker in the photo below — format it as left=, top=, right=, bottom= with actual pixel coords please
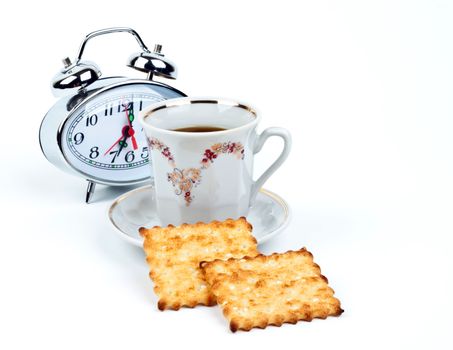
left=139, top=217, right=258, bottom=311
left=201, top=248, right=343, bottom=332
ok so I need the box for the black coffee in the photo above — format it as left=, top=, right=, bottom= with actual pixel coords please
left=173, top=126, right=226, bottom=133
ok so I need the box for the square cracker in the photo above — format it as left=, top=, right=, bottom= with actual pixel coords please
left=201, top=248, right=343, bottom=332
left=139, top=217, right=258, bottom=311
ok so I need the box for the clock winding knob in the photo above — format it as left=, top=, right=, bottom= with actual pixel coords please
left=62, top=57, right=72, bottom=68
left=153, top=44, right=162, bottom=55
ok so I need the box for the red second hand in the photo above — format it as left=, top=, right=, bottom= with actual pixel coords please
left=104, top=134, right=124, bottom=156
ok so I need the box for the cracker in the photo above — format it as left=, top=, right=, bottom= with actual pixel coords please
left=201, top=248, right=343, bottom=332
left=139, top=217, right=258, bottom=311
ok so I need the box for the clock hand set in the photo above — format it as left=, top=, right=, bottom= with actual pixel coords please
left=124, top=100, right=138, bottom=150
left=104, top=125, right=130, bottom=156
left=103, top=100, right=139, bottom=156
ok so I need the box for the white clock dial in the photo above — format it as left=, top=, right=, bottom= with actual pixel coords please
left=60, top=84, right=181, bottom=184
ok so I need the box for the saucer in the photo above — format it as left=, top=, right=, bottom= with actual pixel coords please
left=108, top=185, right=291, bottom=247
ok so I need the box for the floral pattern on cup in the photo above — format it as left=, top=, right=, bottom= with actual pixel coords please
left=148, top=137, right=244, bottom=206
left=167, top=168, right=201, bottom=205
left=201, top=142, right=245, bottom=169
left=148, top=138, right=175, bottom=168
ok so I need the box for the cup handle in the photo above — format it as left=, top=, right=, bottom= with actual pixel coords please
left=250, top=127, right=292, bottom=205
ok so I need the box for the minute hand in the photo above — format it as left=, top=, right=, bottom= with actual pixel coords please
left=125, top=104, right=138, bottom=150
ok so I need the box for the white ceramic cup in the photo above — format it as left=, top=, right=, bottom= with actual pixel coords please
left=139, top=97, right=291, bottom=226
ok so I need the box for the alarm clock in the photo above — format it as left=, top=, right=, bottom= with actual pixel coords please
left=39, top=27, right=186, bottom=203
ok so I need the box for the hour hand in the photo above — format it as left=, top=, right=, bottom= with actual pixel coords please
left=116, top=134, right=128, bottom=156
left=104, top=126, right=129, bottom=156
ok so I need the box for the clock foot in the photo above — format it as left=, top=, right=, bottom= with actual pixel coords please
left=85, top=181, right=96, bottom=203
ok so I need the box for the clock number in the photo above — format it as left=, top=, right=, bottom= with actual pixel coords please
left=86, top=114, right=98, bottom=127
left=109, top=150, right=136, bottom=163
left=122, top=102, right=133, bottom=112
left=109, top=150, right=119, bottom=163
left=125, top=150, right=135, bottom=163
left=74, top=132, right=84, bottom=145
left=139, top=100, right=143, bottom=111
left=140, top=146, right=149, bottom=159
left=89, top=146, right=99, bottom=159
left=104, top=104, right=113, bottom=116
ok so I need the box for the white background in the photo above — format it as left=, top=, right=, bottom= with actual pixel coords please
left=1, top=1, right=452, bottom=349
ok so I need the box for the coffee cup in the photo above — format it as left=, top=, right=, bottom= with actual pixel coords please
left=139, top=97, right=291, bottom=225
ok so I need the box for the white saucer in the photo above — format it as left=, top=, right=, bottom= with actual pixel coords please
left=108, top=185, right=291, bottom=247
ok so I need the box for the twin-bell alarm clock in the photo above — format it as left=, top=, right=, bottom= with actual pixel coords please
left=39, top=27, right=186, bottom=203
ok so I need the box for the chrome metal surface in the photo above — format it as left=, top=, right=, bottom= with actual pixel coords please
left=42, top=28, right=184, bottom=197
left=51, top=60, right=102, bottom=97
left=40, top=77, right=127, bottom=179
left=127, top=51, right=177, bottom=79
left=153, top=44, right=162, bottom=55
left=85, top=181, right=96, bottom=203
left=40, top=78, right=186, bottom=186
left=76, top=27, right=150, bottom=61
left=51, top=27, right=153, bottom=97
left=62, top=57, right=72, bottom=68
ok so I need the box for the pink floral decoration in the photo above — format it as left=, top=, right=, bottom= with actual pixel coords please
left=148, top=137, right=244, bottom=206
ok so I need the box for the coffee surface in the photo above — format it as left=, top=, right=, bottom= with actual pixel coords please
left=173, top=126, right=226, bottom=133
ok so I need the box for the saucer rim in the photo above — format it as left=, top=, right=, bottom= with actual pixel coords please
left=107, top=184, right=291, bottom=247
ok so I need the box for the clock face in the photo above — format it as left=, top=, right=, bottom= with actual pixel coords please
left=60, top=83, right=184, bottom=184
